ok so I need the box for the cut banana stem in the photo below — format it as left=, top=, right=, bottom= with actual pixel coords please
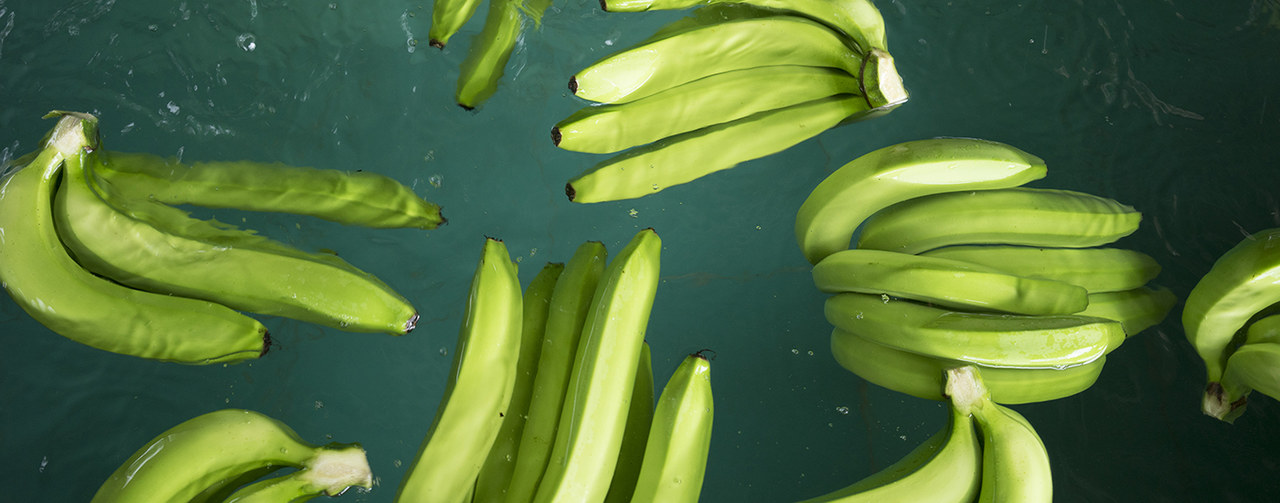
left=920, top=245, right=1161, bottom=293
left=946, top=367, right=1053, bottom=503
left=456, top=0, right=524, bottom=109
left=1077, top=286, right=1177, bottom=341
left=630, top=352, right=715, bottom=503
left=856, top=187, right=1143, bottom=255
left=825, top=292, right=1119, bottom=369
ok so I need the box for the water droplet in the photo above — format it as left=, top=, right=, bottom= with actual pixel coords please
left=314, top=400, right=324, bottom=409
left=428, top=174, right=442, bottom=187
left=236, top=33, right=256, bottom=52
left=439, top=347, right=448, bottom=356
left=881, top=294, right=890, bottom=303
left=836, top=406, right=850, bottom=414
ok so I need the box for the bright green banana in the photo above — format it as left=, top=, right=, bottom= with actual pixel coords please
left=54, top=148, right=419, bottom=335
left=456, top=0, right=524, bottom=109
left=1182, top=227, right=1280, bottom=420
left=856, top=187, right=1143, bottom=255
left=397, top=238, right=523, bottom=503
left=946, top=367, right=1053, bottom=503
left=1219, top=341, right=1280, bottom=418
left=1078, top=286, right=1176, bottom=340
left=830, top=328, right=1105, bottom=404
left=473, top=262, right=563, bottom=503
left=221, top=450, right=374, bottom=503
left=603, top=0, right=888, bottom=54
left=631, top=352, right=714, bottom=503
left=91, top=409, right=367, bottom=502
left=825, top=292, right=1120, bottom=368
left=429, top=0, right=484, bottom=48
left=94, top=150, right=444, bottom=229
left=567, top=94, right=867, bottom=204
left=812, top=248, right=1088, bottom=315
left=0, top=112, right=267, bottom=364
left=533, top=228, right=662, bottom=503
left=795, top=138, right=1048, bottom=264
left=554, top=65, right=860, bottom=154
left=1244, top=314, right=1280, bottom=345
left=920, top=245, right=1161, bottom=293
left=605, top=341, right=656, bottom=503
left=504, top=241, right=608, bottom=503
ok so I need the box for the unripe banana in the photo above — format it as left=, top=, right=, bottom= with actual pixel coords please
left=533, top=228, right=662, bottom=503
left=91, top=409, right=367, bottom=503
left=795, top=138, right=1048, bottom=264
left=856, top=187, right=1143, bottom=254
left=456, top=0, right=524, bottom=110
left=825, top=292, right=1119, bottom=368
left=946, top=367, right=1053, bottom=503
left=221, top=449, right=374, bottom=503
left=0, top=112, right=267, bottom=364
left=606, top=341, right=656, bottom=503
left=1219, top=341, right=1280, bottom=418
left=813, top=249, right=1089, bottom=315
left=631, top=352, right=714, bottom=503
left=1078, top=286, right=1177, bottom=340
left=920, top=245, right=1161, bottom=293
left=429, top=0, right=484, bottom=48
left=397, top=238, right=523, bottom=503
left=1244, top=314, right=1280, bottom=345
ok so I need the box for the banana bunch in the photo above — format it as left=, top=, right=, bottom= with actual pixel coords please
left=92, top=408, right=373, bottom=503
left=795, top=365, right=1052, bottom=502
left=0, top=111, right=441, bottom=364
left=796, top=137, right=1175, bottom=404
left=1183, top=227, right=1280, bottom=422
left=554, top=0, right=909, bottom=204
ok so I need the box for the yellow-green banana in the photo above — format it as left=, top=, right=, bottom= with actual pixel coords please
left=920, top=245, right=1161, bottom=293
left=220, top=452, right=374, bottom=503
left=856, top=187, right=1143, bottom=254
left=397, top=238, right=523, bottom=502
left=1245, top=314, right=1280, bottom=345
left=91, top=409, right=368, bottom=503
left=0, top=112, right=267, bottom=364
left=1078, top=286, right=1176, bottom=339
left=946, top=367, right=1053, bottom=503
left=825, top=292, right=1120, bottom=368
left=1219, top=341, right=1280, bottom=417
left=812, top=249, right=1089, bottom=315
left=631, top=352, right=714, bottom=503
left=429, top=0, right=485, bottom=48
left=605, top=341, right=656, bottom=503
left=456, top=0, right=524, bottom=109
left=533, top=228, right=662, bottom=503
left=795, top=138, right=1048, bottom=264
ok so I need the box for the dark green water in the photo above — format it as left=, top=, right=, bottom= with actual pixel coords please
left=2, top=0, right=1279, bottom=501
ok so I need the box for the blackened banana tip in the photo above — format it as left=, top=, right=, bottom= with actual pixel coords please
left=429, top=39, right=445, bottom=50
left=568, top=76, right=578, bottom=94
left=551, top=127, right=562, bottom=146
left=260, top=330, right=273, bottom=357
left=458, top=103, right=475, bottom=111
left=565, top=183, right=576, bottom=202
left=599, top=0, right=609, bottom=11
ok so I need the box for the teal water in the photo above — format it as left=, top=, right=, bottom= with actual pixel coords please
left=2, top=0, right=1279, bottom=501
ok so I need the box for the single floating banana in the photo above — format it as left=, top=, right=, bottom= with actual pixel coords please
left=630, top=352, right=714, bottom=503
left=920, top=245, right=1161, bottom=293
left=429, top=0, right=485, bottom=48
left=456, top=0, right=524, bottom=109
left=946, top=367, right=1053, bottom=503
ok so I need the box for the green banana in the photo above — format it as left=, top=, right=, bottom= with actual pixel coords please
left=795, top=390, right=979, bottom=502
left=567, top=94, right=868, bottom=204
left=91, top=409, right=367, bottom=502
left=533, top=228, right=662, bottom=503
left=456, top=0, right=524, bottom=109
left=1182, top=227, right=1280, bottom=420
left=429, top=0, right=485, bottom=48
left=630, top=352, right=714, bottom=503
left=946, top=367, right=1053, bottom=503
left=94, top=150, right=444, bottom=230
left=553, top=65, right=861, bottom=154
left=920, top=245, right=1161, bottom=293
left=812, top=249, right=1089, bottom=315
left=503, top=241, right=608, bottom=503
left=825, top=292, right=1120, bottom=368
left=54, top=147, right=419, bottom=335
left=830, top=328, right=1105, bottom=404
left=603, top=0, right=888, bottom=55
left=220, top=451, right=374, bottom=503
left=0, top=112, right=267, bottom=364
left=795, top=138, right=1048, bottom=264
left=397, top=238, right=523, bottom=502
left=1218, top=341, right=1280, bottom=418
left=605, top=341, right=656, bottom=503
left=856, top=187, right=1143, bottom=255
left=1078, top=286, right=1177, bottom=340
left=1244, top=314, right=1280, bottom=345
left=474, top=262, right=564, bottom=503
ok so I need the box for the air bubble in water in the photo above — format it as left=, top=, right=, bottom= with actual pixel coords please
left=836, top=406, right=850, bottom=415
left=236, top=33, right=256, bottom=52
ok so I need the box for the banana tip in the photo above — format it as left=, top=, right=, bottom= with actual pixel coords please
left=551, top=127, right=562, bottom=146
left=598, top=0, right=609, bottom=11
left=458, top=103, right=475, bottom=111
left=568, top=76, right=578, bottom=94
left=404, top=313, right=420, bottom=333
left=565, top=183, right=576, bottom=202
left=260, top=330, right=273, bottom=358
left=429, top=39, right=445, bottom=50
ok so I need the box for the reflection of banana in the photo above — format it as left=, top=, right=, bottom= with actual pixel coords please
left=947, top=367, right=1053, bottom=503
left=631, top=352, right=714, bottom=503
left=0, top=112, right=267, bottom=364
left=920, top=245, right=1161, bottom=293
left=857, top=188, right=1142, bottom=255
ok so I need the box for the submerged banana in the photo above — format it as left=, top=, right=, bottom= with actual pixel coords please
left=920, top=245, right=1161, bottom=293
left=631, top=352, right=714, bottom=503
left=429, top=0, right=485, bottom=48
left=946, top=367, right=1053, bottom=503
left=456, top=0, right=524, bottom=109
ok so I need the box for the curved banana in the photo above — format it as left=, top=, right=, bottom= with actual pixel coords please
left=397, top=238, right=523, bottom=502
left=795, top=138, right=1048, bottom=264
left=1182, top=227, right=1280, bottom=420
left=1244, top=314, right=1280, bottom=345
left=473, top=262, right=563, bottom=503
left=91, top=409, right=367, bottom=502
left=0, top=112, right=267, bottom=364
left=1078, top=286, right=1177, bottom=340
left=221, top=449, right=374, bottom=503
left=533, top=228, right=662, bottom=503
left=554, top=65, right=860, bottom=154
left=630, top=352, right=714, bottom=503
left=504, top=241, right=608, bottom=503
left=831, top=328, right=1105, bottom=404
left=920, top=245, right=1161, bottom=293
left=812, top=249, right=1089, bottom=315
left=1219, top=341, right=1280, bottom=418
left=946, top=367, right=1053, bottom=503
left=55, top=148, right=419, bottom=335
left=856, top=187, right=1143, bottom=255
left=456, top=0, right=524, bottom=110
left=95, top=150, right=444, bottom=229
left=606, top=341, right=656, bottom=503
left=567, top=94, right=867, bottom=204
left=429, top=0, right=485, bottom=48
left=825, top=292, right=1120, bottom=368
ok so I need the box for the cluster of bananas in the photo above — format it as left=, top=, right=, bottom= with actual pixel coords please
left=397, top=230, right=714, bottom=503
left=1183, top=226, right=1280, bottom=422
left=553, top=0, right=908, bottom=204
left=92, top=408, right=373, bottom=502
left=427, top=0, right=554, bottom=109
left=0, top=112, right=442, bottom=364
